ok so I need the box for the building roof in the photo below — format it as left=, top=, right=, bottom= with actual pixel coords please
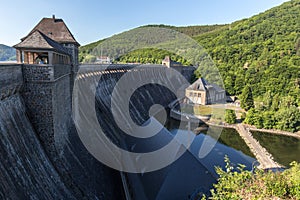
left=21, top=16, right=80, bottom=46
left=187, top=77, right=207, bottom=91
left=187, top=77, right=224, bottom=92
left=14, top=30, right=70, bottom=55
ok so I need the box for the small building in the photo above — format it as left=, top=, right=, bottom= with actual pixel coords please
left=162, top=56, right=182, bottom=68
left=96, top=56, right=111, bottom=64
left=185, top=77, right=225, bottom=105
left=14, top=15, right=80, bottom=65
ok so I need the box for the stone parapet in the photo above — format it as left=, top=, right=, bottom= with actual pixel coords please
left=22, top=64, right=71, bottom=82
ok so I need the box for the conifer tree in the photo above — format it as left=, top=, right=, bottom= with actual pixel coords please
left=240, top=85, right=254, bottom=111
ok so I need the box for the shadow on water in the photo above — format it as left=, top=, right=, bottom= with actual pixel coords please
left=165, top=117, right=256, bottom=171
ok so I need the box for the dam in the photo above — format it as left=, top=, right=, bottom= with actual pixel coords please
left=0, top=16, right=272, bottom=200
left=0, top=62, right=258, bottom=199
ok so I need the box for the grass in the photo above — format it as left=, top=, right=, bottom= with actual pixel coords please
left=180, top=104, right=225, bottom=120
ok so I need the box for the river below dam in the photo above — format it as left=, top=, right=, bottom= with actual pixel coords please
left=251, top=131, right=300, bottom=167
left=165, top=118, right=256, bottom=172
left=165, top=115, right=300, bottom=169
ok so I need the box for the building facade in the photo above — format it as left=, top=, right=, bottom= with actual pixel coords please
left=162, top=56, right=182, bottom=68
left=185, top=77, right=225, bottom=105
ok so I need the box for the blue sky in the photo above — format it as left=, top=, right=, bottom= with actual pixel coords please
left=1, top=0, right=289, bottom=46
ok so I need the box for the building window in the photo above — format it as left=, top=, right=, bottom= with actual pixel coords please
left=198, top=93, right=201, bottom=97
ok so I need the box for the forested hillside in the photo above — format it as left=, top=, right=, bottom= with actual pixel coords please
left=195, top=0, right=299, bottom=97
left=0, top=44, right=16, bottom=61
left=78, top=24, right=227, bottom=63
left=79, top=0, right=300, bottom=132
left=141, top=24, right=227, bottom=37
left=196, top=0, right=300, bottom=132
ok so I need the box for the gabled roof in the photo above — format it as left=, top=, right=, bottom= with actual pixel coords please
left=187, top=77, right=208, bottom=91
left=22, top=17, right=79, bottom=46
left=187, top=77, right=224, bottom=92
left=14, top=30, right=70, bottom=55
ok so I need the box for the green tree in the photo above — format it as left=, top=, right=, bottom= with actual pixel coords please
left=83, top=54, right=96, bottom=63
left=275, top=106, right=300, bottom=132
left=271, top=93, right=280, bottom=111
left=240, top=85, right=254, bottom=111
left=199, top=158, right=300, bottom=200
left=262, top=111, right=276, bottom=129
left=280, top=96, right=296, bottom=109
left=244, top=108, right=263, bottom=128
left=234, top=74, right=245, bottom=95
left=224, top=75, right=235, bottom=95
left=262, top=90, right=273, bottom=109
left=225, top=109, right=236, bottom=124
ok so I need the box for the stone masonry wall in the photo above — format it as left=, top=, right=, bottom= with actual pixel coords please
left=21, top=64, right=71, bottom=157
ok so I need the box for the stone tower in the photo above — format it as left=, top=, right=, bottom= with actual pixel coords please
left=14, top=16, right=80, bottom=159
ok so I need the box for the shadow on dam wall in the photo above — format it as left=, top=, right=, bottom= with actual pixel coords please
left=0, top=64, right=197, bottom=199
left=0, top=64, right=124, bottom=199
left=84, top=65, right=216, bottom=199
left=0, top=95, right=73, bottom=199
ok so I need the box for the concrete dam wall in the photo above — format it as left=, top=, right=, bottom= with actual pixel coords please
left=0, top=94, right=74, bottom=199
left=76, top=64, right=192, bottom=145
left=0, top=64, right=123, bottom=199
left=1, top=63, right=207, bottom=200
left=75, top=65, right=215, bottom=199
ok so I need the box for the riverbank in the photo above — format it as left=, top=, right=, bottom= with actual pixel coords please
left=244, top=125, right=300, bottom=140
left=169, top=104, right=298, bottom=169
left=206, top=120, right=300, bottom=140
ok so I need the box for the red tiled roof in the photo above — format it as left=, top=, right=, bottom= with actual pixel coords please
left=22, top=17, right=79, bottom=46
